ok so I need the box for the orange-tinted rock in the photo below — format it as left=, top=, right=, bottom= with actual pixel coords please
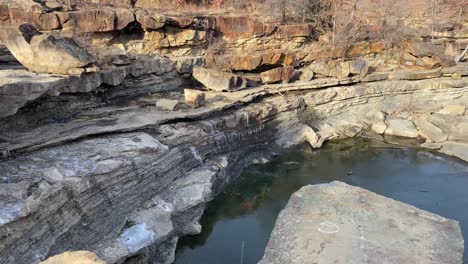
left=400, top=52, right=419, bottom=67
left=184, top=89, right=205, bottom=108
left=370, top=41, right=386, bottom=53
left=215, top=16, right=264, bottom=39
left=420, top=56, right=441, bottom=69
left=347, top=41, right=371, bottom=57
left=260, top=66, right=295, bottom=84
left=232, top=55, right=262, bottom=71
left=262, top=52, right=283, bottom=65
left=275, top=24, right=312, bottom=38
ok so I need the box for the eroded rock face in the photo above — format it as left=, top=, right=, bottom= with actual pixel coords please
left=260, top=181, right=464, bottom=264
left=0, top=23, right=96, bottom=74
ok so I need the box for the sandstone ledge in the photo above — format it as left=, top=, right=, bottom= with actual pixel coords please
left=260, top=181, right=464, bottom=264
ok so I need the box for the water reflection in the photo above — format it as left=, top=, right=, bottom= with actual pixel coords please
left=175, top=138, right=468, bottom=264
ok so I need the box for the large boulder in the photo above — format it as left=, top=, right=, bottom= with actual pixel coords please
left=192, top=67, right=246, bottom=91
left=260, top=181, right=464, bottom=264
left=0, top=23, right=96, bottom=74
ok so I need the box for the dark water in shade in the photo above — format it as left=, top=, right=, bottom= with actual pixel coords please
left=175, top=138, right=468, bottom=264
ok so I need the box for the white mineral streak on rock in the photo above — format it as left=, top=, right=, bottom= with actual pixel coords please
left=0, top=202, right=23, bottom=226
left=119, top=224, right=155, bottom=254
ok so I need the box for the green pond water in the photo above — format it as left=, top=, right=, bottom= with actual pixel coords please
left=175, top=138, right=468, bottom=264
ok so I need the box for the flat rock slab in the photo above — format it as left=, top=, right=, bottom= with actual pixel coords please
left=259, top=181, right=464, bottom=264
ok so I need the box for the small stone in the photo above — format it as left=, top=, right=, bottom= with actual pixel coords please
left=156, top=99, right=179, bottom=111
left=184, top=89, right=205, bottom=108
left=451, top=73, right=462, bottom=80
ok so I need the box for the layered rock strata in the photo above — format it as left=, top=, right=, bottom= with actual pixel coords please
left=0, top=61, right=467, bottom=263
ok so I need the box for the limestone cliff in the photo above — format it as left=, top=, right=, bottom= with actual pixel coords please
left=0, top=1, right=467, bottom=263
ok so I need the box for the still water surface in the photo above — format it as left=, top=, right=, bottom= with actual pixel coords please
left=175, top=139, right=468, bottom=264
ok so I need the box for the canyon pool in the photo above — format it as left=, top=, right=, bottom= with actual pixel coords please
left=175, top=138, right=468, bottom=264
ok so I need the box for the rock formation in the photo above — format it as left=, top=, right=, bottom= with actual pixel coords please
left=0, top=1, right=466, bottom=263
left=259, top=181, right=464, bottom=264
left=1, top=23, right=96, bottom=74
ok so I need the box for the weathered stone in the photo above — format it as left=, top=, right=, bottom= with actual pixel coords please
left=244, top=75, right=262, bottom=87
left=175, top=57, right=205, bottom=74
left=156, top=99, right=179, bottom=111
left=349, top=59, right=369, bottom=77
left=347, top=41, right=371, bottom=57
left=366, top=111, right=387, bottom=134
left=0, top=23, right=96, bottom=74
left=231, top=55, right=262, bottom=71
left=40, top=251, right=105, bottom=264
left=298, top=66, right=314, bottom=82
left=309, top=60, right=330, bottom=77
left=184, top=89, right=205, bottom=108
left=361, top=72, right=390, bottom=82
left=275, top=24, right=312, bottom=38
left=370, top=41, right=386, bottom=53
left=166, top=16, right=193, bottom=28
left=438, top=141, right=468, bottom=162
left=115, top=9, right=135, bottom=30
left=164, top=27, right=206, bottom=47
left=192, top=67, right=246, bottom=91
left=58, top=10, right=117, bottom=32
left=0, top=3, right=10, bottom=26
left=260, top=181, right=464, bottom=264
left=389, top=68, right=441, bottom=80
left=260, top=66, right=295, bottom=84
left=416, top=116, right=448, bottom=143
left=420, top=56, right=441, bottom=69
left=406, top=41, right=455, bottom=67
left=215, top=16, right=264, bottom=39
left=426, top=114, right=468, bottom=141
left=135, top=9, right=166, bottom=30
left=437, top=105, right=466, bottom=116
left=385, top=116, right=419, bottom=138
